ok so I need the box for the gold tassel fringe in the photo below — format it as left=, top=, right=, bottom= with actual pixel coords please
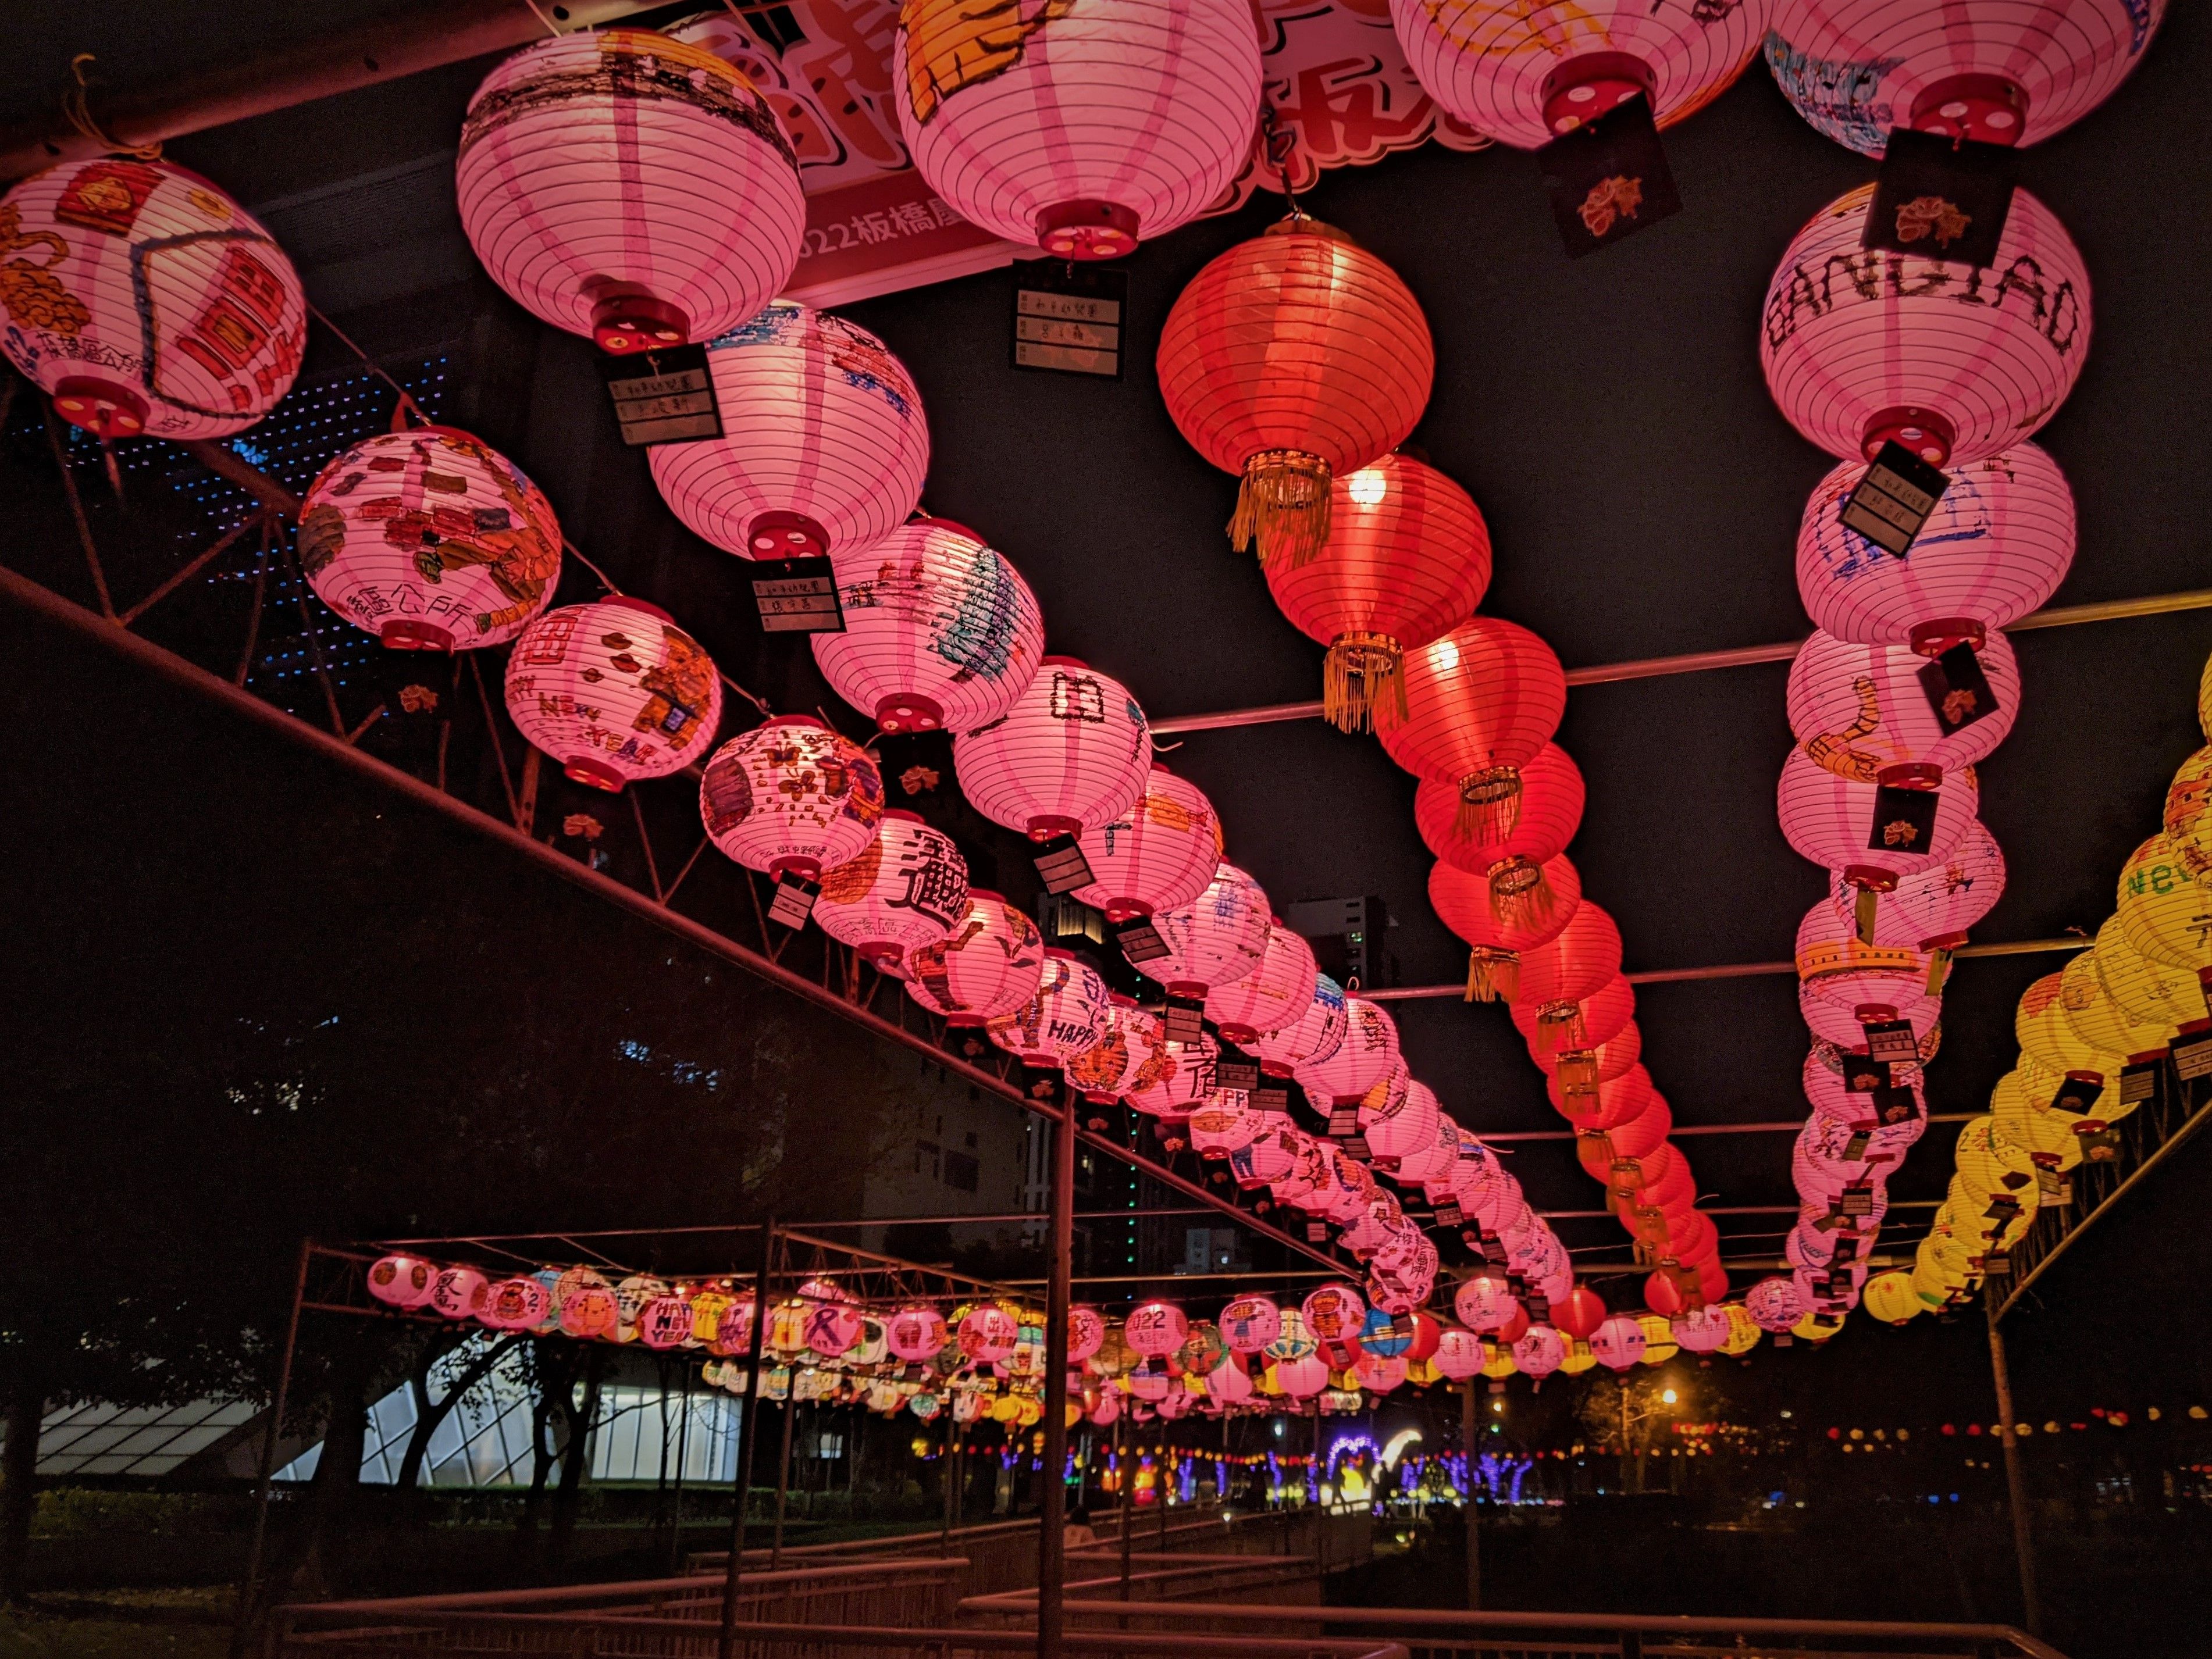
left=1536, top=1000, right=1586, bottom=1053
left=1854, top=884, right=1879, bottom=945
left=1465, top=947, right=1519, bottom=1003
left=1456, top=766, right=1524, bottom=841
left=1488, top=855, right=1554, bottom=930
left=1556, top=1050, right=1600, bottom=1095
left=1230, top=449, right=1332, bottom=568
left=1323, top=633, right=1405, bottom=734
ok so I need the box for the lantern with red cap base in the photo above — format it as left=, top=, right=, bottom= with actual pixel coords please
left=1787, top=630, right=2019, bottom=782
left=954, top=656, right=1150, bottom=838
left=1158, top=217, right=1433, bottom=567
left=457, top=30, right=804, bottom=354
left=986, top=948, right=1111, bottom=1068
left=1071, top=764, right=1220, bottom=923
left=904, top=891, right=1045, bottom=1026
left=506, top=597, right=722, bottom=791
left=1206, top=924, right=1320, bottom=1045
left=1378, top=618, right=1568, bottom=840
left=700, top=715, right=885, bottom=882
left=1778, top=749, right=1976, bottom=936
left=1253, top=973, right=1349, bottom=1079
left=1134, top=861, right=1270, bottom=1001
left=1825, top=819, right=2004, bottom=965
left=1511, top=906, right=1625, bottom=1053
left=1066, top=998, right=1160, bottom=1103
left=814, top=811, right=969, bottom=972
left=1417, top=743, right=1585, bottom=882
left=1545, top=1055, right=1654, bottom=1134
left=1295, top=997, right=1401, bottom=1108
left=1535, top=1019, right=1642, bottom=1090
left=1431, top=853, right=1580, bottom=1003
left=1551, top=1285, right=1608, bottom=1342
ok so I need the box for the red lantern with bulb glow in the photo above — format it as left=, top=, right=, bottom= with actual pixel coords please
left=1552, top=1285, right=1608, bottom=1342
left=506, top=597, right=722, bottom=791
left=1416, top=742, right=1584, bottom=881
left=1534, top=1021, right=1642, bottom=1086
left=1431, top=852, right=1580, bottom=1004
left=954, top=656, right=1150, bottom=837
left=1511, top=906, right=1625, bottom=1052
left=1378, top=618, right=1568, bottom=841
left=814, top=810, right=970, bottom=971
left=1547, top=1057, right=1656, bottom=1134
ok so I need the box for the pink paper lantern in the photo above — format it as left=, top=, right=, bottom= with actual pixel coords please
left=649, top=302, right=928, bottom=561
left=1122, top=1032, right=1217, bottom=1118
left=457, top=30, right=804, bottom=352
left=1793, top=1115, right=1900, bottom=1200
left=1672, top=1305, right=1732, bottom=1353
left=1276, top=1354, right=1329, bottom=1396
left=1454, top=1273, right=1519, bottom=1333
left=1827, top=820, right=2004, bottom=953
left=813, top=519, right=1046, bottom=734
left=368, top=1255, right=437, bottom=1309
left=1787, top=629, right=2019, bottom=782
left=1391, top=1112, right=1459, bottom=1189
left=638, top=1294, right=697, bottom=1350
left=953, top=657, right=1152, bottom=837
left=479, top=1275, right=552, bottom=1332
left=1354, top=1352, right=1408, bottom=1393
left=959, top=1305, right=1020, bottom=1364
left=1207, top=1357, right=1258, bottom=1403
left=1068, top=1306, right=1107, bottom=1364
left=1252, top=973, right=1349, bottom=1079
left=1766, top=1, right=2168, bottom=155
left=1432, top=1326, right=1485, bottom=1380
left=886, top=1305, right=950, bottom=1361
left=1137, top=862, right=1270, bottom=1001
left=894, top=0, right=1262, bottom=258
left=0, top=158, right=305, bottom=440
left=986, top=948, right=1112, bottom=1068
left=1220, top=1294, right=1283, bottom=1354
left=1513, top=1325, right=1566, bottom=1380
left=1778, top=748, right=1976, bottom=894
left=1762, top=185, right=2090, bottom=468
left=1066, top=997, right=1160, bottom=1101
left=1071, top=764, right=1221, bottom=922
left=699, top=715, right=885, bottom=882
left=506, top=597, right=723, bottom=791
left=1228, top=1126, right=1298, bottom=1191
left=1744, top=1276, right=1811, bottom=1333
left=1364, top=1076, right=1442, bottom=1168
left=1207, top=923, right=1321, bottom=1045
left=1125, top=1300, right=1188, bottom=1358
left=430, top=1267, right=489, bottom=1321
left=561, top=1280, right=621, bottom=1342
left=1590, top=1314, right=1648, bottom=1371
left=904, top=890, right=1047, bottom=1026
left=814, top=810, right=970, bottom=970
left=1794, top=898, right=1947, bottom=1046
left=1302, top=1283, right=1367, bottom=1346
left=1796, top=445, right=2075, bottom=650
left=1390, top=0, right=1765, bottom=150
left=1295, top=996, right=1400, bottom=1105
left=1804, top=1047, right=1928, bottom=1144
left=1188, top=1090, right=1266, bottom=1157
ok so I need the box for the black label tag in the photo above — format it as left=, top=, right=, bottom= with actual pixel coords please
left=1306, top=1222, right=1330, bottom=1244
left=2049, top=1074, right=2103, bottom=1115
left=1434, top=1196, right=1465, bottom=1229
left=2077, top=1123, right=2124, bottom=1162
left=1252, top=1083, right=1289, bottom=1115
left=1216, top=1056, right=1260, bottom=1091
left=1982, top=1250, right=2013, bottom=1278
left=1843, top=1130, right=1871, bottom=1161
left=601, top=343, right=721, bottom=445
left=1113, top=915, right=1170, bottom=964
left=767, top=874, right=819, bottom=929
left=2035, top=1165, right=2063, bottom=1199
left=1526, top=1295, right=1551, bottom=1323
left=2172, top=1033, right=2212, bottom=1081
left=1327, top=1102, right=1360, bottom=1139
left=1864, top=127, right=2019, bottom=271
left=1163, top=997, right=1205, bottom=1045
left=1918, top=641, right=1997, bottom=736
left=2120, top=1061, right=2162, bottom=1106
left=1868, top=783, right=1940, bottom=855
left=1871, top=1082, right=1920, bottom=1125
left=1843, top=1054, right=1890, bottom=1093
left=1012, top=263, right=1127, bottom=379
left=1034, top=834, right=1095, bottom=895
left=750, top=556, right=845, bottom=634
left=1862, top=1018, right=1919, bottom=1064
left=1536, top=92, right=1680, bottom=258
left=1841, top=441, right=1950, bottom=557
left=1340, top=1133, right=1372, bottom=1162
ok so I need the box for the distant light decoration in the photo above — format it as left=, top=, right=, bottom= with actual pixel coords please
left=1454, top=1273, right=1519, bottom=1333
left=1125, top=1300, right=1189, bottom=1358
left=457, top=30, right=804, bottom=352
left=1672, top=1304, right=1732, bottom=1353
left=1253, top=973, right=1349, bottom=1079
left=1207, top=925, right=1321, bottom=1045
left=895, top=0, right=1261, bottom=258
left=813, top=810, right=970, bottom=971
left=1431, top=852, right=1581, bottom=1003
left=1796, top=445, right=2075, bottom=651
left=1135, top=862, right=1271, bottom=1001
left=1765, top=1, right=2168, bottom=155
left=368, top=1255, right=437, bottom=1309
left=958, top=1305, right=1021, bottom=1364
left=0, top=158, right=306, bottom=440
left=985, top=948, right=1112, bottom=1068
left=953, top=657, right=1151, bottom=838
left=1787, top=629, right=2019, bottom=783
left=505, top=597, right=722, bottom=791
left=1778, top=750, right=1976, bottom=917
left=699, top=715, right=885, bottom=882
left=1761, top=185, right=2090, bottom=468
left=1744, top=1276, right=1811, bottom=1333
left=1157, top=217, right=1433, bottom=568
left=1511, top=904, right=1625, bottom=1052
left=1263, top=453, right=1492, bottom=732
left=814, top=518, right=1046, bottom=734
left=649, top=302, right=928, bottom=561
left=1295, top=997, right=1401, bottom=1105
left=1377, top=618, right=1568, bottom=841
left=904, top=890, right=1046, bottom=1026
left=2117, top=833, right=2212, bottom=972
left=1825, top=819, right=2005, bottom=954
left=1390, top=0, right=1766, bottom=149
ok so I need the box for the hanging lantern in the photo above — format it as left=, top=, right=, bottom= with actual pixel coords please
left=1207, top=925, right=1321, bottom=1045
left=1511, top=904, right=1625, bottom=1052
left=1157, top=218, right=1433, bottom=566
left=1363, top=1077, right=1442, bottom=1168
left=297, top=427, right=560, bottom=651
left=1453, top=1273, right=1519, bottom=1333
left=1672, top=1304, right=1731, bottom=1354
left=649, top=302, right=928, bottom=561
left=1743, top=1276, right=1811, bottom=1334
left=561, top=1276, right=621, bottom=1342
left=1123, top=1031, right=1218, bottom=1119
left=1518, top=976, right=1636, bottom=1068
left=1125, top=1300, right=1189, bottom=1359
left=1134, top=862, right=1271, bottom=1001
left=1066, top=1306, right=1106, bottom=1365
left=1252, top=973, right=1349, bottom=1079
left=1762, top=185, right=2090, bottom=468
left=1430, top=1326, right=1484, bottom=1380
left=368, top=1255, right=437, bottom=1309
left=2015, top=971, right=2118, bottom=1086
left=1377, top=618, right=1568, bottom=840
left=2090, top=916, right=2196, bottom=1037
left=614, top=1276, right=668, bottom=1343
left=1189, top=1089, right=1267, bottom=1157
left=1795, top=898, right=1945, bottom=1046
left=457, top=30, right=804, bottom=352
left=905, top=891, right=1047, bottom=1026
left=0, top=158, right=305, bottom=440
left=1071, top=764, right=1221, bottom=924
left=958, top=1305, right=1021, bottom=1364
left=1533, top=1022, right=1641, bottom=1087
left=699, top=715, right=885, bottom=882
left=480, top=1275, right=553, bottom=1332
left=2062, top=941, right=2174, bottom=1059
left=1576, top=1097, right=1673, bottom=1182
left=985, top=948, right=1112, bottom=1068
left=1263, top=453, right=1491, bottom=731
left=1552, top=1285, right=1608, bottom=1342
left=1588, top=1315, right=1647, bottom=1371
left=2117, top=834, right=2212, bottom=973
left=1302, top=1283, right=1367, bottom=1353
left=1391, top=1, right=1766, bottom=150
left=1295, top=997, right=1401, bottom=1105
left=1507, top=1325, right=1562, bottom=1382
left=1797, top=445, right=2075, bottom=650
left=1431, top=852, right=1580, bottom=1004
left=2165, top=747, right=2212, bottom=879
left=1765, top=1, right=2168, bottom=156
left=814, top=811, right=970, bottom=971
left=814, top=518, right=1046, bottom=734
left=639, top=1293, right=699, bottom=1350
left=1547, top=1058, right=1654, bottom=1133
left=1778, top=749, right=1976, bottom=927
left=888, top=1305, right=950, bottom=1362
left=1416, top=741, right=1585, bottom=887
left=953, top=657, right=1151, bottom=837
left=1860, top=1269, right=1923, bottom=1325
left=1787, top=630, right=2019, bottom=783
left=1276, top=1353, right=1329, bottom=1396
left=1823, top=819, right=2004, bottom=959
left=1354, top=1351, right=1409, bottom=1394
left=1230, top=1125, right=1300, bottom=1191
left=506, top=597, right=722, bottom=791
left=1067, top=997, right=1159, bottom=1101
left=1220, top=1294, right=1283, bottom=1355
left=1804, top=1050, right=1926, bottom=1152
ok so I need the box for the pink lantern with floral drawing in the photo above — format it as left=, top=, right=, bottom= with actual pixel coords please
left=699, top=715, right=885, bottom=882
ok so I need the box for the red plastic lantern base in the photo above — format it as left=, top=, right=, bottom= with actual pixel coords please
left=1102, top=897, right=1154, bottom=923
left=51, top=376, right=148, bottom=440
left=565, top=755, right=628, bottom=793
left=1037, top=199, right=1141, bottom=261
left=747, top=509, right=829, bottom=559
left=857, top=941, right=905, bottom=966
left=1842, top=864, right=1900, bottom=893
left=875, top=693, right=946, bottom=734
left=1878, top=761, right=1943, bottom=791
left=1218, top=1023, right=1259, bottom=1045
left=768, top=854, right=823, bottom=884
left=382, top=619, right=455, bottom=651
left=1541, top=52, right=1655, bottom=135
left=1027, top=815, right=1085, bottom=841
left=1854, top=1002, right=1899, bottom=1024
left=1910, top=74, right=2029, bottom=147
left=1907, top=616, right=1986, bottom=657
left=1860, top=406, right=1955, bottom=466
left=590, top=288, right=690, bottom=355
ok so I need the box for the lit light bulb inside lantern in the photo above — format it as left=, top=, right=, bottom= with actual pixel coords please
left=1346, top=469, right=1390, bottom=507
left=1429, top=636, right=1460, bottom=672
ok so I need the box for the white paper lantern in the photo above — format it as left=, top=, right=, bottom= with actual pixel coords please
left=1252, top=973, right=1349, bottom=1079
left=905, top=891, right=1047, bottom=1026
left=506, top=597, right=723, bottom=791
left=953, top=656, right=1151, bottom=837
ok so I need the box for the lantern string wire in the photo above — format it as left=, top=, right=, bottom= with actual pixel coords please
left=62, top=54, right=161, bottom=162
left=521, top=0, right=565, bottom=37
left=1258, top=106, right=1305, bottom=223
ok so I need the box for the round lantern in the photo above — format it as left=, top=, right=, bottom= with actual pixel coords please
left=2015, top=971, right=2117, bottom=1083
left=1392, top=0, right=1765, bottom=150
left=813, top=519, right=1046, bottom=733
left=987, top=948, right=1112, bottom=1068
left=1417, top=741, right=1585, bottom=886
left=562, top=1278, right=621, bottom=1341
left=699, top=715, right=884, bottom=881
left=1512, top=904, right=1625, bottom=1052
left=481, top=1275, right=553, bottom=1331
left=2090, top=915, right=2195, bottom=1036
left=1431, top=852, right=1580, bottom=1003
left=1207, top=1357, right=1258, bottom=1404
left=1795, top=899, right=1945, bottom=1045
left=1354, top=1352, right=1408, bottom=1394
left=905, top=891, right=1046, bottom=1025
left=506, top=597, right=722, bottom=790
left=1264, top=453, right=1492, bottom=730
left=649, top=302, right=928, bottom=562
left=430, top=1266, right=489, bottom=1321
left=1253, top=973, right=1349, bottom=1078
left=1365, top=1076, right=1442, bottom=1168
left=1122, top=1031, right=1218, bottom=1118
left=1858, top=1269, right=1922, bottom=1326
left=1787, top=629, right=2019, bottom=782
left=1207, top=925, right=1321, bottom=1045
left=1295, top=997, right=1401, bottom=1105
left=1276, top=1354, right=1329, bottom=1396
left=1509, top=1325, right=1563, bottom=1382
left=1067, top=997, right=1156, bottom=1101
left=639, top=1293, right=699, bottom=1350
left=1189, top=1090, right=1266, bottom=1157
left=614, top=1276, right=667, bottom=1342
left=1719, top=1304, right=1762, bottom=1355
left=1136, top=862, right=1270, bottom=1000
left=297, top=427, right=560, bottom=651
left=2165, top=747, right=2212, bottom=878
left=369, top=1254, right=437, bottom=1309
left=457, top=30, right=804, bottom=352
left=1533, top=1021, right=1642, bottom=1086
left=1220, top=1294, right=1283, bottom=1355
left=1761, top=185, right=2090, bottom=468
left=1517, top=975, right=1636, bottom=1063
left=1672, top=1304, right=1732, bottom=1354
left=1548, top=1059, right=1654, bottom=1132
left=1636, top=1314, right=1680, bottom=1364
left=1301, top=1283, right=1367, bottom=1347
left=1743, top=1276, right=1811, bottom=1334
left=1066, top=1305, right=1107, bottom=1365
left=2117, top=834, right=2212, bottom=973
left=1825, top=819, right=2004, bottom=953
left=2064, top=940, right=2175, bottom=1058
left=1797, top=445, right=2075, bottom=650
left=958, top=1305, right=1021, bottom=1364
left=1230, top=1125, right=1299, bottom=1190
left=1377, top=619, right=1568, bottom=840
left=1157, top=217, right=1433, bottom=566
left=814, top=810, right=970, bottom=969
left=953, top=657, right=1150, bottom=837
left=1433, top=1326, right=1484, bottom=1380
left=1765, top=1, right=2168, bottom=155
left=1778, top=749, right=1975, bottom=902
left=1072, top=764, right=1221, bottom=923
left=1552, top=1284, right=1608, bottom=1342
left=0, top=158, right=305, bottom=440
left=1125, top=1300, right=1189, bottom=1359
left=1588, top=1315, right=1647, bottom=1371
left=1454, top=1273, right=1519, bottom=1333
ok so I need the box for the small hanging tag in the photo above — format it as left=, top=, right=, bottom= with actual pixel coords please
left=750, top=556, right=845, bottom=634
left=1306, top=1222, right=1330, bottom=1244
left=1983, top=1194, right=2021, bottom=1225
left=1526, top=1294, right=1551, bottom=1323
left=1862, top=1018, right=1919, bottom=1065
left=1536, top=92, right=1680, bottom=258
left=1327, top=1101, right=1361, bottom=1139
left=1839, top=439, right=1950, bottom=557
left=1338, top=1132, right=1371, bottom=1162
left=1773, top=1333, right=1794, bottom=1348
left=1867, top=783, right=1940, bottom=855
left=767, top=873, right=820, bottom=929
left=600, top=342, right=721, bottom=445
left=1918, top=641, right=1997, bottom=736
left=1862, top=126, right=2019, bottom=270
left=1843, top=1054, right=1889, bottom=1093
left=1839, top=1185, right=1875, bottom=1219
left=1113, top=915, right=1170, bottom=964
left=2049, top=1073, right=2104, bottom=1115
left=2035, top=1165, right=2063, bottom=1200
left=1460, top=1229, right=1488, bottom=1257
left=2076, top=1122, right=2124, bottom=1162
left=1216, top=1055, right=1260, bottom=1091
left=1034, top=834, right=1095, bottom=894
left=1163, top=996, right=1206, bottom=1045
left=2119, top=1061, right=2163, bottom=1107
left=1843, top=1129, right=1871, bottom=1161
left=1870, top=1082, right=1920, bottom=1125
left=2170, top=1030, right=2212, bottom=1081
left=1011, top=262, right=1127, bottom=379
left=1982, top=1250, right=2013, bottom=1279
left=1252, top=1083, right=1290, bottom=1115
left=1433, top=1196, right=1465, bottom=1228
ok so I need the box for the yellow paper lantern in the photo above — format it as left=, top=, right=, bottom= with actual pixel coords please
left=2162, top=747, right=2212, bottom=876
left=989, top=1394, right=1023, bottom=1423
left=2198, top=660, right=2212, bottom=745
left=1558, top=1337, right=1598, bottom=1375
left=2117, top=834, right=2212, bottom=972
left=1790, top=1311, right=1841, bottom=1342
left=1719, top=1305, right=1761, bottom=1356
left=2015, top=970, right=2118, bottom=1082
left=1480, top=1339, right=1518, bottom=1380
left=1990, top=1069, right=2083, bottom=1175
left=1862, top=1269, right=1921, bottom=1325
left=1636, top=1314, right=1678, bottom=1364
left=2092, top=916, right=2197, bottom=1035
left=1015, top=1398, right=1043, bottom=1429
left=2059, top=946, right=2171, bottom=1061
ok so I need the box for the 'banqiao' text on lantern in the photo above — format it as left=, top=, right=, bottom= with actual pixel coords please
left=507, top=598, right=722, bottom=791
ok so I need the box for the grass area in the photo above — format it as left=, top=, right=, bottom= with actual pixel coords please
left=0, top=1589, right=230, bottom=1659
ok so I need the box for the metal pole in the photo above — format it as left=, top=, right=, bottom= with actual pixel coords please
left=230, top=1237, right=312, bottom=1658
left=940, top=1418, right=959, bottom=1555
left=669, top=1366, right=692, bottom=1575
left=770, top=1396, right=797, bottom=1568
left=1038, top=1097, right=1076, bottom=1659
left=1115, top=1409, right=1132, bottom=1603
left=1985, top=1297, right=2044, bottom=1637
left=718, top=1220, right=776, bottom=1659
left=1460, top=1380, right=1481, bottom=1612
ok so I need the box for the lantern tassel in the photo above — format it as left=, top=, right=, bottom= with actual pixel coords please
left=1456, top=767, right=1524, bottom=841
left=1323, top=633, right=1405, bottom=734
left=1536, top=1000, right=1586, bottom=1054
left=1854, top=884, right=1879, bottom=945
left=1488, top=856, right=1554, bottom=930
left=1231, top=449, right=1333, bottom=568
left=1464, top=948, right=1519, bottom=1004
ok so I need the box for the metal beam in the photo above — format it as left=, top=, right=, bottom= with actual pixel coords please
left=1476, top=1113, right=1973, bottom=1143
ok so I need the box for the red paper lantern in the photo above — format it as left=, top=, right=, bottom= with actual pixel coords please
left=1766, top=1, right=2168, bottom=155
left=457, top=31, right=804, bottom=352
left=1391, top=1, right=1766, bottom=149
left=1134, top=861, right=1271, bottom=1001
left=1787, top=629, right=2019, bottom=782
left=1157, top=218, right=1433, bottom=566
left=1576, top=1097, right=1672, bottom=1180
left=815, top=810, right=970, bottom=969
left=1416, top=742, right=1586, bottom=948
left=506, top=597, right=723, bottom=791
left=904, top=890, right=1045, bottom=1026
left=1778, top=748, right=1977, bottom=915
left=1532, top=1021, right=1642, bottom=1086
left=954, top=656, right=1151, bottom=837
left=1548, top=1061, right=1655, bottom=1132
left=1430, top=852, right=1581, bottom=1003
left=1513, top=973, right=1634, bottom=1058
left=1512, top=905, right=1625, bottom=1051
left=986, top=948, right=1112, bottom=1068
left=1552, top=1285, right=1607, bottom=1342
left=1263, top=453, right=1491, bottom=731
left=1206, top=924, right=1321, bottom=1045
left=1761, top=185, right=2090, bottom=467
left=699, top=714, right=885, bottom=882
left=1377, top=618, right=1568, bottom=841
left=1644, top=1270, right=1686, bottom=1318
left=1071, top=764, right=1220, bottom=921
